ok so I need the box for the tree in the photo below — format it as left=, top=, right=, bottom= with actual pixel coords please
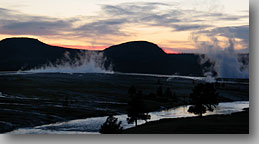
left=99, top=115, right=123, bottom=134
left=127, top=90, right=151, bottom=126
left=188, top=83, right=219, bottom=117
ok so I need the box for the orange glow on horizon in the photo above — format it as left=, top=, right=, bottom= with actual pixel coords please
left=162, top=49, right=181, bottom=54
left=52, top=43, right=182, bottom=54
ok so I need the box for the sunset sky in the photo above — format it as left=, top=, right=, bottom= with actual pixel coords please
left=0, top=0, right=249, bottom=53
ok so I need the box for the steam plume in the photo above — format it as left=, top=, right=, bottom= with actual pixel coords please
left=192, top=34, right=249, bottom=79
left=26, top=51, right=113, bottom=74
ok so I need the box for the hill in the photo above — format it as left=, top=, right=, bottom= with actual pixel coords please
left=0, top=38, right=82, bottom=71
left=103, top=41, right=203, bottom=75
left=0, top=37, right=204, bottom=76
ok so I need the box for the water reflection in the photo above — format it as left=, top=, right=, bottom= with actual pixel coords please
left=9, top=101, right=249, bottom=134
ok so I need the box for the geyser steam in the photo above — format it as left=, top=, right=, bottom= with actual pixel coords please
left=26, top=51, right=113, bottom=74
left=193, top=35, right=249, bottom=79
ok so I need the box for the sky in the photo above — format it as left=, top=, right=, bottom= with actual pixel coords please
left=0, top=0, right=249, bottom=53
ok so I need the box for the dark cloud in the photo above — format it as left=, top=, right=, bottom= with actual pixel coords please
left=0, top=7, right=13, bottom=17
left=194, top=25, right=249, bottom=53
left=0, top=2, right=249, bottom=38
left=102, top=2, right=170, bottom=16
left=102, top=5, right=134, bottom=16
left=199, top=25, right=249, bottom=43
left=0, top=8, right=74, bottom=36
left=74, top=2, right=183, bottom=36
left=75, top=19, right=128, bottom=36
left=140, top=14, right=181, bottom=26
left=216, top=15, right=248, bottom=21
left=188, top=10, right=248, bottom=22
left=98, top=3, right=247, bottom=33
left=99, top=3, right=212, bottom=32
left=100, top=3, right=179, bottom=30
left=1, top=20, right=72, bottom=35
left=173, top=24, right=211, bottom=31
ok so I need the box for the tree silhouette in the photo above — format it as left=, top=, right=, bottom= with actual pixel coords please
left=188, top=83, right=219, bottom=117
left=99, top=115, right=123, bottom=134
left=127, top=90, right=150, bottom=126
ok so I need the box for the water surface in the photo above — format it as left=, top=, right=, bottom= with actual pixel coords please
left=9, top=101, right=249, bottom=134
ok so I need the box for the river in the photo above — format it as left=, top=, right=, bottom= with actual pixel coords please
left=9, top=101, right=249, bottom=134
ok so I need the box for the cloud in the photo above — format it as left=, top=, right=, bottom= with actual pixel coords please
left=208, top=25, right=248, bottom=41
left=198, top=25, right=249, bottom=48
left=98, top=3, right=214, bottom=32
left=0, top=7, right=14, bottom=17
left=0, top=2, right=249, bottom=42
left=0, top=8, right=74, bottom=36
left=190, top=25, right=249, bottom=55
left=1, top=20, right=72, bottom=35
left=98, top=2, right=247, bottom=32
left=173, top=24, right=211, bottom=31
left=192, top=12, right=248, bottom=21
left=74, top=2, right=186, bottom=36
left=75, top=18, right=128, bottom=36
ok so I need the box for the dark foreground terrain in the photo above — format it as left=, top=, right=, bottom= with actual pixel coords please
left=0, top=73, right=249, bottom=133
left=123, top=108, right=249, bottom=134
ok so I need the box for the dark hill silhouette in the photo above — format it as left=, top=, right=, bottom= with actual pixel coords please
left=0, top=38, right=82, bottom=71
left=0, top=37, right=204, bottom=76
left=104, top=41, right=166, bottom=60
left=103, top=41, right=203, bottom=75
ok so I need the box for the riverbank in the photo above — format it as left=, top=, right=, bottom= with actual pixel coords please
left=0, top=73, right=249, bottom=133
left=122, top=108, right=249, bottom=134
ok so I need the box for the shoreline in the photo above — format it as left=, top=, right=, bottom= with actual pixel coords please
left=6, top=101, right=249, bottom=134
left=122, top=108, right=249, bottom=134
left=0, top=73, right=249, bottom=134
